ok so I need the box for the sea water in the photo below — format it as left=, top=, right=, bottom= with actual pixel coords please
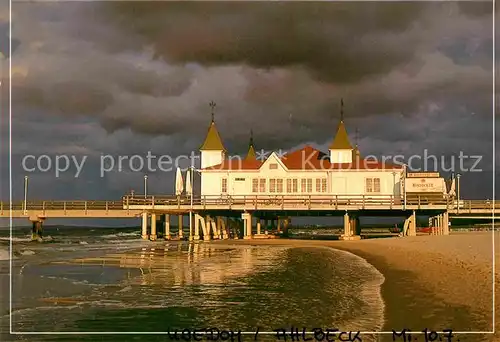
left=0, top=227, right=384, bottom=341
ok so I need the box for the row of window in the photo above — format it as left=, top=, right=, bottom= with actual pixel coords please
left=220, top=177, right=382, bottom=193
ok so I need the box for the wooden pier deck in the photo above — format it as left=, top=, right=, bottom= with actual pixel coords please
left=0, top=195, right=496, bottom=220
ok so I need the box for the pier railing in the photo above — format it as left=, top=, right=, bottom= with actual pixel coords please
left=0, top=196, right=497, bottom=215
left=122, top=194, right=451, bottom=210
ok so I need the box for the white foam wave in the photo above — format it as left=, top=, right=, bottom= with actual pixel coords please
left=329, top=247, right=386, bottom=339
left=0, top=236, right=30, bottom=242
left=20, top=250, right=35, bottom=256
left=102, top=232, right=139, bottom=239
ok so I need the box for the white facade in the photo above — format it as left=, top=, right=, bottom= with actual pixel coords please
left=329, top=149, right=353, bottom=163
left=200, top=152, right=403, bottom=198
left=200, top=150, right=225, bottom=169
left=201, top=169, right=403, bottom=198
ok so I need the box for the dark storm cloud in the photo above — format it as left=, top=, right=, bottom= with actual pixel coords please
left=3, top=1, right=496, bottom=203
left=96, top=2, right=428, bottom=84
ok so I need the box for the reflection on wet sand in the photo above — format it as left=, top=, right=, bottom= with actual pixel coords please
left=63, top=242, right=288, bottom=287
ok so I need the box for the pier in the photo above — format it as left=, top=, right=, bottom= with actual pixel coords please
left=2, top=194, right=496, bottom=241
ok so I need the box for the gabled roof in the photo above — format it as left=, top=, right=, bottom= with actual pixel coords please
left=200, top=120, right=226, bottom=151
left=329, top=120, right=352, bottom=150
left=203, top=145, right=403, bottom=171
left=261, top=151, right=288, bottom=171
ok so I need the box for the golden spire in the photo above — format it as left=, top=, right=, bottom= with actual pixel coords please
left=329, top=98, right=352, bottom=150
left=245, top=129, right=256, bottom=160
left=200, top=101, right=226, bottom=151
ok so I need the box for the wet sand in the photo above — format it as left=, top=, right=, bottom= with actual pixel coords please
left=220, top=231, right=500, bottom=342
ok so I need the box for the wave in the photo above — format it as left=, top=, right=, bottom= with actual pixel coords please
left=0, top=236, right=31, bottom=242
left=102, top=232, right=139, bottom=239
left=329, top=247, right=386, bottom=339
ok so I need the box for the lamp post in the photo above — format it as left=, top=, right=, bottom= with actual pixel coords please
left=144, top=175, right=148, bottom=198
left=189, top=166, right=194, bottom=241
left=402, top=164, right=407, bottom=210
left=23, top=176, right=28, bottom=215
left=456, top=173, right=461, bottom=213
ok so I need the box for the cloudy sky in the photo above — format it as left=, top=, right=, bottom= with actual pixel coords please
left=0, top=1, right=496, bottom=213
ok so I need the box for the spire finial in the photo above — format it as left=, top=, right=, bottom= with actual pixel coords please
left=250, top=129, right=254, bottom=146
left=340, top=98, right=344, bottom=122
left=355, top=127, right=359, bottom=147
left=209, top=101, right=216, bottom=122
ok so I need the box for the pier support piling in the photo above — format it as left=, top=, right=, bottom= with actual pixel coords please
left=408, top=211, right=417, bottom=236
left=164, top=214, right=171, bottom=240
left=442, top=212, right=449, bottom=235
left=31, top=220, right=43, bottom=241
left=150, top=213, right=157, bottom=241
left=242, top=212, right=253, bottom=239
left=141, top=212, right=149, bottom=240
left=178, top=215, right=184, bottom=239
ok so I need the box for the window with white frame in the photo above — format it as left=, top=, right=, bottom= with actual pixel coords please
left=316, top=178, right=327, bottom=193
left=259, top=178, right=266, bottom=193
left=221, top=178, right=227, bottom=193
left=277, top=179, right=283, bottom=193
left=269, top=179, right=276, bottom=193
left=321, top=178, right=327, bottom=192
left=292, top=179, right=298, bottom=193
left=252, top=179, right=259, bottom=193
left=287, top=179, right=292, bottom=193
left=307, top=178, right=313, bottom=193
left=301, top=179, right=307, bottom=193
left=365, top=178, right=381, bottom=193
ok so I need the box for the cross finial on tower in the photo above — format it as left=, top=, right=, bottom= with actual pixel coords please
left=209, top=101, right=216, bottom=122
left=340, top=98, right=344, bottom=122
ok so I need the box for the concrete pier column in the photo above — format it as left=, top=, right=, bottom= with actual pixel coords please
left=194, top=214, right=202, bottom=240
left=343, top=212, right=351, bottom=237
left=204, top=215, right=212, bottom=241
left=218, top=217, right=229, bottom=239
left=408, top=211, right=417, bottom=236
left=141, top=212, right=149, bottom=240
left=164, top=214, right=171, bottom=240
left=443, top=212, right=450, bottom=235
left=178, top=215, right=184, bottom=239
left=256, top=220, right=261, bottom=235
left=150, top=213, right=157, bottom=241
left=242, top=212, right=252, bottom=239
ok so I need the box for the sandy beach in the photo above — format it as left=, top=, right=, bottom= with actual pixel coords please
left=220, top=231, right=500, bottom=342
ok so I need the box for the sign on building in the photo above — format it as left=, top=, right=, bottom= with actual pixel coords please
left=407, top=172, right=440, bottom=178
left=405, top=177, right=446, bottom=193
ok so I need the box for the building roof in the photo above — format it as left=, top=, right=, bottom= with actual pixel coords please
left=329, top=120, right=353, bottom=150
left=245, top=130, right=257, bottom=160
left=204, top=145, right=403, bottom=171
left=246, top=145, right=257, bottom=160
left=200, top=120, right=226, bottom=151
